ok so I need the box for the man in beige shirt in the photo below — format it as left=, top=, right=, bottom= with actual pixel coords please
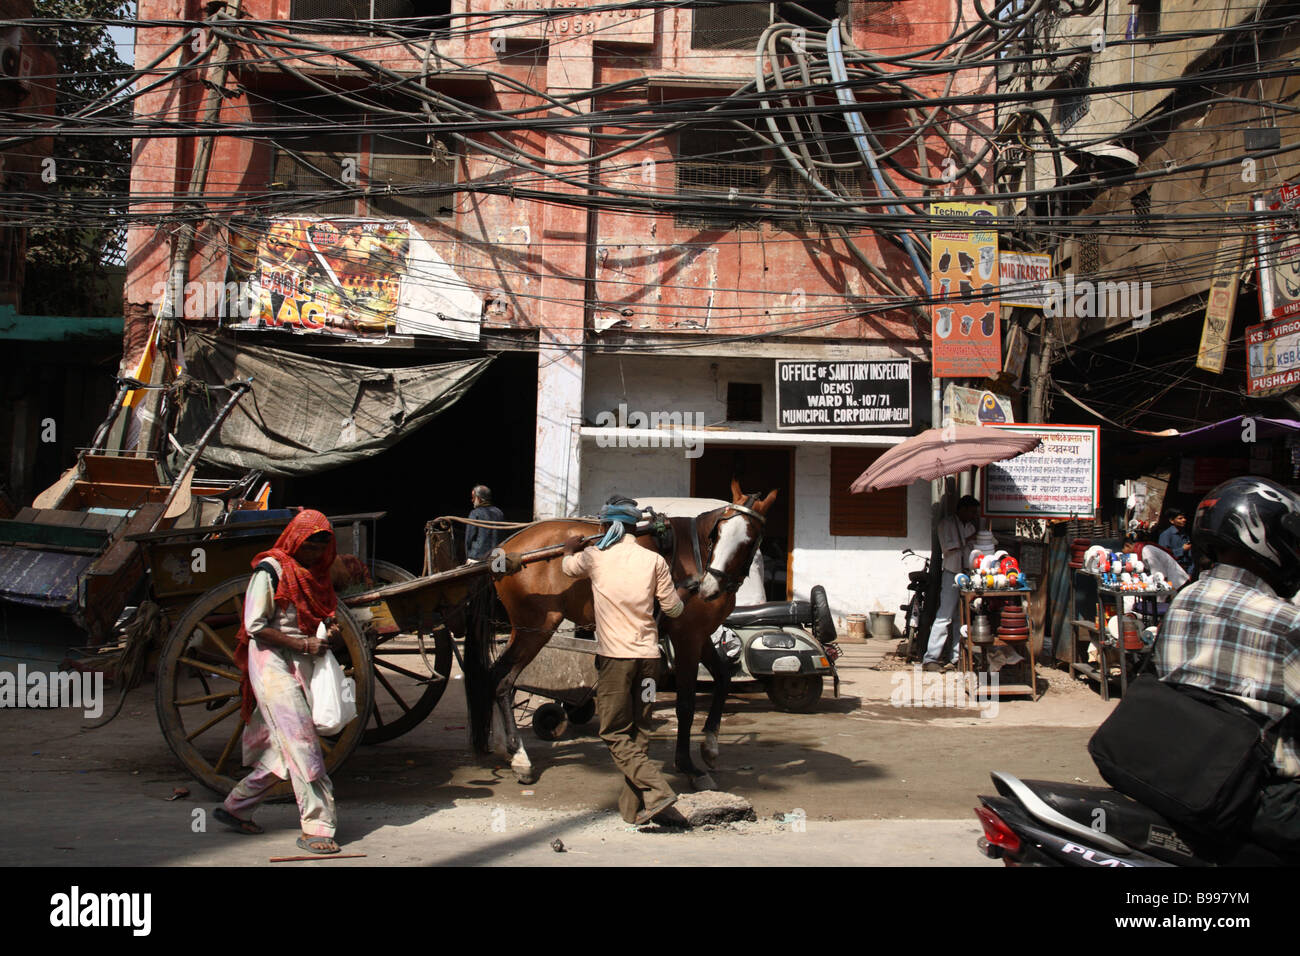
left=562, top=499, right=692, bottom=825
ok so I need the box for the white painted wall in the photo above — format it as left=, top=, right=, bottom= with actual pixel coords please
left=534, top=335, right=585, bottom=518
left=791, top=445, right=933, bottom=627
left=585, top=353, right=777, bottom=431
left=579, top=355, right=935, bottom=626
left=579, top=441, right=690, bottom=514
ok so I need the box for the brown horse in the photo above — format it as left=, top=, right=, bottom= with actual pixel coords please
left=463, top=481, right=777, bottom=789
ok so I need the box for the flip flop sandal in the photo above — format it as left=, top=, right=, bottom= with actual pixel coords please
left=297, top=835, right=341, bottom=855
left=214, top=806, right=264, bottom=835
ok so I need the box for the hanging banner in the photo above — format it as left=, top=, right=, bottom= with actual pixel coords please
left=776, top=359, right=911, bottom=429
left=999, top=252, right=1053, bottom=309
left=931, top=202, right=1001, bottom=378
left=1248, top=185, right=1300, bottom=395
left=981, top=424, right=1100, bottom=519
left=942, top=384, right=1014, bottom=426
left=1198, top=201, right=1247, bottom=374
left=1256, top=183, right=1300, bottom=323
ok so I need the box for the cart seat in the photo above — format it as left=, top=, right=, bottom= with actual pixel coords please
left=725, top=600, right=811, bottom=630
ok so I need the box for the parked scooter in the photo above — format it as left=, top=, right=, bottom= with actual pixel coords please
left=974, top=770, right=1300, bottom=866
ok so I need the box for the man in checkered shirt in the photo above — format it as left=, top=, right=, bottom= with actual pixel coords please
left=1155, top=476, right=1300, bottom=852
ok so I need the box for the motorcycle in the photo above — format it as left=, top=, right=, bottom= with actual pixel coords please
left=974, top=770, right=1300, bottom=866
left=899, top=548, right=933, bottom=661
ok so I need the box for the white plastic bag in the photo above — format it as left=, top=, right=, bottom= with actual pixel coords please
left=306, top=623, right=356, bottom=735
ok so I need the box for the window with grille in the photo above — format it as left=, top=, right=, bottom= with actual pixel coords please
left=289, top=0, right=451, bottom=35
left=675, top=127, right=769, bottom=231
left=269, top=118, right=456, bottom=221
left=1131, top=188, right=1152, bottom=234
left=691, top=2, right=771, bottom=50
left=368, top=133, right=456, bottom=220
left=782, top=0, right=851, bottom=28
left=829, top=447, right=908, bottom=537
left=691, top=1, right=851, bottom=50
left=271, top=132, right=361, bottom=217
left=1078, top=232, right=1100, bottom=275
left=769, top=119, right=865, bottom=231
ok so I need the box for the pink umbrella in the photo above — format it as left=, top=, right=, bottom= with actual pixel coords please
left=849, top=425, right=1043, bottom=494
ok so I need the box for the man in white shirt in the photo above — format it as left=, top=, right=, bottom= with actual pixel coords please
left=562, top=499, right=694, bottom=825
left=923, top=495, right=981, bottom=672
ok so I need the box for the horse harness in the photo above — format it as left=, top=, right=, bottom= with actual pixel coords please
left=690, top=496, right=767, bottom=595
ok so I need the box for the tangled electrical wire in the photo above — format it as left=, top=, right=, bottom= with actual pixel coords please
left=1, top=0, right=1297, bottom=350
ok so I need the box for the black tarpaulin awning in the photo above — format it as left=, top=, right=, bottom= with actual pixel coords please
left=175, top=332, right=495, bottom=476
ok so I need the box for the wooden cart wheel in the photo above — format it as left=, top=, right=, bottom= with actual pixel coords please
left=360, top=560, right=453, bottom=744
left=155, top=574, right=373, bottom=797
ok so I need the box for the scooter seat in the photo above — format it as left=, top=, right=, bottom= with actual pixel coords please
left=725, top=600, right=811, bottom=630
left=908, top=571, right=929, bottom=584
left=1019, top=778, right=1212, bottom=865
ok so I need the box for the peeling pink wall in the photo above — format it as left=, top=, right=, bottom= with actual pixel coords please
left=123, top=0, right=988, bottom=361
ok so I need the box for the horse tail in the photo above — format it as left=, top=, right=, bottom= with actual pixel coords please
left=460, top=581, right=497, bottom=754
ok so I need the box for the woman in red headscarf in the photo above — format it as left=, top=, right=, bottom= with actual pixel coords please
left=214, top=509, right=345, bottom=854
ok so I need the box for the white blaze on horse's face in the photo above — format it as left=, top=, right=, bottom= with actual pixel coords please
left=701, top=513, right=755, bottom=600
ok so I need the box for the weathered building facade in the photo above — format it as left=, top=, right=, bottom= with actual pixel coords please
left=123, top=0, right=996, bottom=616
left=997, top=0, right=1300, bottom=426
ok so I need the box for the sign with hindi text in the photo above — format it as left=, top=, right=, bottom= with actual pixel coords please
left=981, top=425, right=1100, bottom=518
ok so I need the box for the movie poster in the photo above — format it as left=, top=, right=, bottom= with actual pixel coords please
left=228, top=217, right=411, bottom=339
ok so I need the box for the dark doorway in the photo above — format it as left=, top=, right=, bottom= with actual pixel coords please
left=692, top=445, right=794, bottom=601
left=277, top=351, right=537, bottom=573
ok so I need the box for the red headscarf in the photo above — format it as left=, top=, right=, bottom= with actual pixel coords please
left=234, top=509, right=339, bottom=722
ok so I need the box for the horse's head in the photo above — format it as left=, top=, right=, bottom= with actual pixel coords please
left=697, top=479, right=778, bottom=600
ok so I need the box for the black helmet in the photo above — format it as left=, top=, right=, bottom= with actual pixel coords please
left=1193, top=477, right=1300, bottom=593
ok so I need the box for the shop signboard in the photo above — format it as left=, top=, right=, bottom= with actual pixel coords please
left=1256, top=183, right=1300, bottom=323
left=776, top=359, right=911, bottom=429
left=981, top=424, right=1100, bottom=519
left=1245, top=315, right=1300, bottom=396
left=942, top=383, right=1014, bottom=426
left=999, top=252, right=1053, bottom=309
left=931, top=202, right=1001, bottom=378
left=1247, top=185, right=1300, bottom=394
left=1197, top=201, right=1247, bottom=374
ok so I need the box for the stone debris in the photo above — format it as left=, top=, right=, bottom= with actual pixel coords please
left=656, top=790, right=757, bottom=828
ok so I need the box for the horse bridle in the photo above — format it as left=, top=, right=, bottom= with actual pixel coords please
left=691, top=496, right=767, bottom=595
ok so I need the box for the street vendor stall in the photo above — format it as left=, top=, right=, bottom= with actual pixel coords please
left=954, top=537, right=1037, bottom=699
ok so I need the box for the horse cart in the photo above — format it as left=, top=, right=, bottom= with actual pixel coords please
left=137, top=488, right=781, bottom=796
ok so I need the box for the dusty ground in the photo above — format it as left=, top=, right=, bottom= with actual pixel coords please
left=0, top=637, right=1117, bottom=866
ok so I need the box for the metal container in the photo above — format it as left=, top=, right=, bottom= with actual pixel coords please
left=969, top=613, right=996, bottom=645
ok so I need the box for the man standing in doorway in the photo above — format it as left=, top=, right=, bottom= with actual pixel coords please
left=465, top=485, right=505, bottom=562
left=562, top=499, right=695, bottom=825
left=1158, top=507, right=1196, bottom=579
left=924, top=495, right=981, bottom=673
